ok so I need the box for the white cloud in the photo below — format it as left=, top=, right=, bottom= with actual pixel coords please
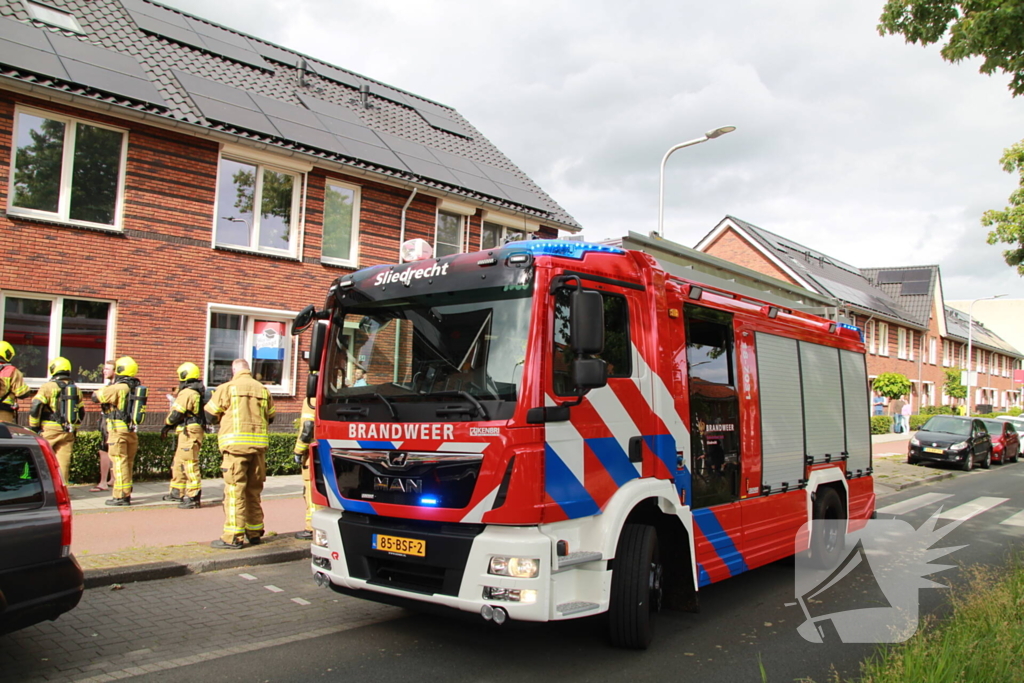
left=162, top=0, right=1024, bottom=300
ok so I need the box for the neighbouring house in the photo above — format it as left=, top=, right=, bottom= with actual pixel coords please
left=0, top=0, right=579, bottom=424
left=696, top=216, right=1023, bottom=412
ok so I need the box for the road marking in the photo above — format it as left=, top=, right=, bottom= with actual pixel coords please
left=936, top=496, right=1009, bottom=522
left=291, top=597, right=311, bottom=605
left=239, top=573, right=257, bottom=581
left=876, top=493, right=954, bottom=516
left=1000, top=510, right=1024, bottom=527
left=265, top=585, right=283, bottom=593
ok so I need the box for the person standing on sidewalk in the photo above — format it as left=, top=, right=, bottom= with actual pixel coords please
left=890, top=395, right=907, bottom=434
left=92, top=360, right=116, bottom=493
left=160, top=362, right=206, bottom=509
left=205, top=359, right=275, bottom=549
left=92, top=357, right=142, bottom=506
left=28, top=357, right=83, bottom=482
left=292, top=396, right=317, bottom=540
left=0, top=341, right=31, bottom=424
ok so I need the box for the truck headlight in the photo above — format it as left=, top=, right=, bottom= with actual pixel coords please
left=314, top=529, right=329, bottom=547
left=489, top=556, right=540, bottom=578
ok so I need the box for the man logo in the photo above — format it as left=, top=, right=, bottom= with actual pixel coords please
left=374, top=476, right=422, bottom=494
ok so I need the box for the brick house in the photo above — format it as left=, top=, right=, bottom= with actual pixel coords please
left=0, top=0, right=579, bottom=424
left=696, top=216, right=1023, bottom=413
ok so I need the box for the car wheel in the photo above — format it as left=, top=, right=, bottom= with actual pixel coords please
left=1012, top=448, right=1020, bottom=464
left=907, top=455, right=918, bottom=465
left=961, top=453, right=973, bottom=472
left=809, top=487, right=846, bottom=570
left=608, top=524, right=661, bottom=650
left=982, top=448, right=992, bottom=469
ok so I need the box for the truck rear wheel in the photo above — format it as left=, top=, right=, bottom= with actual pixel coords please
left=809, top=488, right=845, bottom=569
left=608, top=523, right=662, bottom=650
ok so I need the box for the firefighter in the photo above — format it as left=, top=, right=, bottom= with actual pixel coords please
left=0, top=341, right=31, bottom=424
left=160, top=362, right=206, bottom=509
left=28, top=357, right=83, bottom=481
left=92, top=356, right=142, bottom=506
left=293, top=395, right=317, bottom=540
left=205, top=358, right=275, bottom=549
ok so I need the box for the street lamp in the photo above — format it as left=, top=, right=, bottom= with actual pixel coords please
left=965, top=294, right=1006, bottom=417
left=658, top=125, right=736, bottom=238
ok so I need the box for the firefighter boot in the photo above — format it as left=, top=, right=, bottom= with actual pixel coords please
left=105, top=496, right=131, bottom=506
left=178, top=491, right=202, bottom=509
left=295, top=530, right=313, bottom=540
left=162, top=490, right=183, bottom=502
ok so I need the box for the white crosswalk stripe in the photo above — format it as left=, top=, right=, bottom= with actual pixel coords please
left=936, top=496, right=1009, bottom=521
left=999, top=510, right=1024, bottom=527
left=876, top=492, right=954, bottom=516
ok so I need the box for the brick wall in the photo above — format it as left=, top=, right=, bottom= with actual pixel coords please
left=703, top=228, right=800, bottom=286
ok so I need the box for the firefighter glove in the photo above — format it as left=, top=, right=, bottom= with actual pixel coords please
left=160, top=425, right=172, bottom=439
left=293, top=452, right=302, bottom=464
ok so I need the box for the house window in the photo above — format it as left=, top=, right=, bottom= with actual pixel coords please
left=909, top=331, right=915, bottom=361
left=206, top=305, right=295, bottom=392
left=897, top=328, right=907, bottom=359
left=867, top=321, right=876, bottom=355
left=878, top=322, right=889, bottom=356
left=943, top=339, right=951, bottom=367
left=9, top=107, right=126, bottom=229
left=321, top=180, right=360, bottom=266
left=929, top=336, right=937, bottom=365
left=23, top=1, right=83, bottom=33
left=481, top=221, right=525, bottom=250
left=0, top=292, right=114, bottom=386
left=215, top=157, right=300, bottom=256
left=435, top=210, right=465, bottom=258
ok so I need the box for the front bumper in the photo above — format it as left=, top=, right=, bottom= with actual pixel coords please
left=908, top=444, right=968, bottom=464
left=309, top=508, right=610, bottom=622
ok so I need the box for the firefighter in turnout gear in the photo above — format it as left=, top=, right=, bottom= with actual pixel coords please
left=28, top=357, right=83, bottom=481
left=205, top=359, right=275, bottom=549
left=0, top=341, right=31, bottom=424
left=293, top=396, right=317, bottom=540
left=92, top=356, right=142, bottom=506
left=161, top=362, right=206, bottom=509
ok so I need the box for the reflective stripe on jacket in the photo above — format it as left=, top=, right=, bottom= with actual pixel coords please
left=95, top=382, right=131, bottom=433
left=205, top=371, right=274, bottom=449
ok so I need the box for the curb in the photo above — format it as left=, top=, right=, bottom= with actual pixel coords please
left=83, top=544, right=311, bottom=589
left=894, top=471, right=956, bottom=491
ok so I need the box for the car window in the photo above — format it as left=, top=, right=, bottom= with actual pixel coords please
left=974, top=421, right=988, bottom=436
left=0, top=446, right=44, bottom=507
left=921, top=416, right=971, bottom=436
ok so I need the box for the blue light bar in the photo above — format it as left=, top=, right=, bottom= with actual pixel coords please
left=512, top=240, right=625, bottom=260
left=420, top=496, right=440, bottom=506
left=837, top=322, right=864, bottom=341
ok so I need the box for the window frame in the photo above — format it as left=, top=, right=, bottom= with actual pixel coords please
left=897, top=328, right=907, bottom=360
left=0, top=290, right=117, bottom=388
left=213, top=154, right=304, bottom=258
left=23, top=1, right=84, bottom=32
left=551, top=287, right=632, bottom=397
left=434, top=209, right=466, bottom=258
left=320, top=178, right=361, bottom=268
left=878, top=322, right=889, bottom=356
left=929, top=336, right=937, bottom=365
left=480, top=220, right=525, bottom=250
left=204, top=303, right=299, bottom=395
left=8, top=106, right=129, bottom=231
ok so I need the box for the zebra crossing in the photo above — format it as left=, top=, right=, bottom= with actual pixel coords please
left=877, top=492, right=1024, bottom=526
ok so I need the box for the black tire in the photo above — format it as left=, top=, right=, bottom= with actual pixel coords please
left=809, top=488, right=846, bottom=570
left=981, top=447, right=992, bottom=469
left=608, top=524, right=662, bottom=650
left=907, top=456, right=918, bottom=465
left=961, top=452, right=974, bottom=472
left=1012, top=447, right=1020, bottom=464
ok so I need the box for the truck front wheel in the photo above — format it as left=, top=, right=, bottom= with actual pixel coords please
left=608, top=523, right=662, bottom=650
left=809, top=487, right=845, bottom=569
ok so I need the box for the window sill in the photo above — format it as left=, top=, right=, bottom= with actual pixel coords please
left=6, top=212, right=124, bottom=235
left=213, top=244, right=300, bottom=262
left=320, top=258, right=360, bottom=271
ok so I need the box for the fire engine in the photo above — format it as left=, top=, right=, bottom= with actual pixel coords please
left=292, top=232, right=875, bottom=649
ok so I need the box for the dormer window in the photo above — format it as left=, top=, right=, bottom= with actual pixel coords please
left=23, top=1, right=83, bottom=33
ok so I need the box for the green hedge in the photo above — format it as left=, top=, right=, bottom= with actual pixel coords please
left=871, top=416, right=893, bottom=434
left=67, top=431, right=300, bottom=485
left=909, top=415, right=929, bottom=431
left=921, top=405, right=955, bottom=416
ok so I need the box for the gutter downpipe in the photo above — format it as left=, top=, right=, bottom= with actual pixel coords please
left=398, top=187, right=418, bottom=263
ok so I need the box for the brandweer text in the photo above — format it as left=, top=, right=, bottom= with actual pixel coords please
left=348, top=423, right=456, bottom=440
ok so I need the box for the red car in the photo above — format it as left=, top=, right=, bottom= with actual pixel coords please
left=981, top=419, right=1021, bottom=464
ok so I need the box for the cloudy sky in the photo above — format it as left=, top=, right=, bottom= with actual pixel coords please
left=162, top=0, right=1023, bottom=302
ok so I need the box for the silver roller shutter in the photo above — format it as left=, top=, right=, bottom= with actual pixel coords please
left=800, top=342, right=845, bottom=463
left=840, top=349, right=872, bottom=475
left=756, top=333, right=805, bottom=492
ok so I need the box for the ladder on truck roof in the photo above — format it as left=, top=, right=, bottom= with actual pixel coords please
left=612, top=231, right=839, bottom=318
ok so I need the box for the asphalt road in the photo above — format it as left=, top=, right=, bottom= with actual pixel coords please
left=6, top=461, right=1024, bottom=683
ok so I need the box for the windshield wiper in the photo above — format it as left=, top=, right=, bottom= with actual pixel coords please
left=431, top=390, right=489, bottom=420
left=373, top=392, right=398, bottom=421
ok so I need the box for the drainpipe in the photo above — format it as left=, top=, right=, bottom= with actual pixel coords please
left=398, top=188, right=418, bottom=263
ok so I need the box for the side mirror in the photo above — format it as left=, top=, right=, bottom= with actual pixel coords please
left=573, top=358, right=607, bottom=390
left=306, top=372, right=319, bottom=400
left=309, top=323, right=327, bottom=373
left=570, top=289, right=604, bottom=354
left=292, top=305, right=317, bottom=335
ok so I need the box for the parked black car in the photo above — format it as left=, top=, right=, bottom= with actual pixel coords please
left=908, top=416, right=993, bottom=471
left=0, top=423, right=83, bottom=635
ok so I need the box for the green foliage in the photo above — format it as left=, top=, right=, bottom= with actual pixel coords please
left=322, top=184, right=355, bottom=260
left=12, top=117, right=64, bottom=212
left=872, top=373, right=911, bottom=399
left=66, top=431, right=300, bottom=485
left=983, top=139, right=1024, bottom=274
left=871, top=415, right=894, bottom=434
left=910, top=414, right=930, bottom=431
left=921, top=405, right=955, bottom=415
left=944, top=367, right=968, bottom=399
left=1007, top=407, right=1023, bottom=416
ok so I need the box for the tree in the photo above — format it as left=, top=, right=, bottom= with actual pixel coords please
left=878, top=1, right=1024, bottom=274
left=944, top=366, right=968, bottom=400
left=873, top=372, right=911, bottom=399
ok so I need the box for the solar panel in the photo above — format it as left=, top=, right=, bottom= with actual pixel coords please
left=250, top=93, right=322, bottom=129
left=0, top=15, right=53, bottom=51
left=266, top=116, right=340, bottom=154
left=190, top=94, right=280, bottom=137
left=332, top=136, right=408, bottom=171
left=395, top=153, right=461, bottom=186
left=449, top=169, right=507, bottom=199
left=0, top=37, right=70, bottom=81
left=901, top=280, right=930, bottom=295
left=875, top=270, right=904, bottom=284
left=902, top=269, right=931, bottom=282
left=173, top=69, right=253, bottom=107
left=296, top=93, right=364, bottom=125
left=61, top=58, right=166, bottom=107
left=416, top=109, right=473, bottom=138
left=316, top=64, right=365, bottom=90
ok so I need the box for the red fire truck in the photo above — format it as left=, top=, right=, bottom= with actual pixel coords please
left=293, top=234, right=875, bottom=649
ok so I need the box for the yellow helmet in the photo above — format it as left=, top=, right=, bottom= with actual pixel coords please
left=177, top=362, right=201, bottom=381
left=0, top=341, right=14, bottom=363
left=115, top=356, right=138, bottom=377
left=48, top=357, right=72, bottom=376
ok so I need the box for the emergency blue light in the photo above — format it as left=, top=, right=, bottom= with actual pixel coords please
left=512, top=240, right=625, bottom=260
left=420, top=496, right=440, bottom=506
left=837, top=322, right=863, bottom=341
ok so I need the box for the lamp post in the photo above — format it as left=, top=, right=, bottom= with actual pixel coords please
left=966, top=294, right=1006, bottom=417
left=221, top=215, right=252, bottom=243
left=658, top=126, right=736, bottom=239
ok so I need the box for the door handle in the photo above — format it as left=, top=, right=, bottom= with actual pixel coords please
left=628, top=436, right=643, bottom=463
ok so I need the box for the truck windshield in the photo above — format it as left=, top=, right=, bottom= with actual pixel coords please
left=321, top=285, right=533, bottom=422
